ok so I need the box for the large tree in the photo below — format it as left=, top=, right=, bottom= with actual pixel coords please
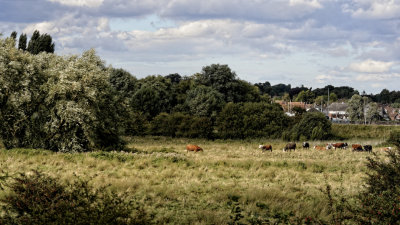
left=185, top=85, right=225, bottom=118
left=0, top=36, right=123, bottom=152
left=18, top=33, right=27, bottom=51
left=131, top=75, right=173, bottom=118
left=194, top=64, right=260, bottom=103
left=347, top=94, right=370, bottom=123
left=27, top=30, right=55, bottom=54
left=295, top=90, right=315, bottom=103
left=10, top=31, right=17, bottom=40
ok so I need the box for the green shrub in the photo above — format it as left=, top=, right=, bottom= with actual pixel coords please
left=287, top=112, right=333, bottom=141
left=387, top=130, right=400, bottom=147
left=0, top=171, right=148, bottom=225
left=149, top=112, right=213, bottom=138
left=216, top=102, right=289, bottom=139
left=354, top=148, right=400, bottom=224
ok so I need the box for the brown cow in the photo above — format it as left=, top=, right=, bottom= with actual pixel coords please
left=283, top=143, right=296, bottom=152
left=186, top=144, right=203, bottom=153
left=314, top=145, right=326, bottom=151
left=332, top=143, right=345, bottom=149
left=352, top=144, right=363, bottom=151
left=259, top=144, right=272, bottom=152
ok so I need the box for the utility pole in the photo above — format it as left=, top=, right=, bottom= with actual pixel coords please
left=363, top=96, right=366, bottom=125
left=327, top=88, right=330, bottom=110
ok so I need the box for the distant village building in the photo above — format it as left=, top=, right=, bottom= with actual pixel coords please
left=326, top=102, right=349, bottom=123
left=381, top=105, right=400, bottom=121
left=275, top=101, right=312, bottom=113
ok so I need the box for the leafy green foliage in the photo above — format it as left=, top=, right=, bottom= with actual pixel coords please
left=387, top=130, right=400, bottom=147
left=286, top=112, right=333, bottom=141
left=216, top=102, right=289, bottom=139
left=131, top=75, right=173, bottom=119
left=295, top=90, right=315, bottom=103
left=185, top=85, right=225, bottom=118
left=346, top=94, right=365, bottom=123
left=149, top=112, right=213, bottom=138
left=313, top=85, right=359, bottom=100
left=354, top=148, right=400, bottom=224
left=18, top=33, right=27, bottom=51
left=10, top=31, right=17, bottom=40
left=27, top=30, right=55, bottom=54
left=0, top=37, right=123, bottom=152
left=195, top=64, right=259, bottom=103
left=0, top=170, right=148, bottom=225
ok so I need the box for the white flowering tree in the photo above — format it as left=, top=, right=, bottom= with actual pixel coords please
left=0, top=37, right=123, bottom=152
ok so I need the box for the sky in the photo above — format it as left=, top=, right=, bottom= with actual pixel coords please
left=1, top=0, right=400, bottom=94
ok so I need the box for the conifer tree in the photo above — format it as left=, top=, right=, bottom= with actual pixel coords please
left=18, top=33, right=27, bottom=51
left=10, top=31, right=17, bottom=40
left=27, top=30, right=55, bottom=54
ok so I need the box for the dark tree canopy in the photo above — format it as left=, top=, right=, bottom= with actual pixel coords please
left=27, top=30, right=55, bottom=54
left=10, top=31, right=17, bottom=40
left=18, top=33, right=27, bottom=51
left=165, top=73, right=182, bottom=84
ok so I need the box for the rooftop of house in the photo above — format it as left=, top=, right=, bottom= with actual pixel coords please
left=326, top=102, right=348, bottom=112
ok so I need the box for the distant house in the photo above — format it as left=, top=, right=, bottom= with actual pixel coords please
left=381, top=105, right=400, bottom=121
left=326, top=102, right=349, bottom=122
left=275, top=101, right=312, bottom=112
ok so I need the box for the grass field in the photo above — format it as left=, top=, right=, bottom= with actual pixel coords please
left=0, top=136, right=394, bottom=224
left=332, top=124, right=400, bottom=140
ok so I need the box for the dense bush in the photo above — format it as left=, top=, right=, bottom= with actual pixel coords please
left=0, top=171, right=148, bottom=225
left=387, top=130, right=400, bottom=147
left=0, top=37, right=123, bottom=152
left=353, top=147, right=400, bottom=224
left=285, top=112, right=333, bottom=141
left=149, top=112, right=213, bottom=138
left=216, top=102, right=289, bottom=139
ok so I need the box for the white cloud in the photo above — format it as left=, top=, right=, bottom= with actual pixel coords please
left=315, top=74, right=350, bottom=84
left=48, top=0, right=104, bottom=8
left=343, top=0, right=400, bottom=19
left=289, top=0, right=322, bottom=8
left=356, top=73, right=400, bottom=81
left=349, top=59, right=394, bottom=73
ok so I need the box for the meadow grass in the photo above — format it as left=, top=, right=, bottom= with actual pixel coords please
left=0, top=136, right=392, bottom=224
left=332, top=124, right=400, bottom=140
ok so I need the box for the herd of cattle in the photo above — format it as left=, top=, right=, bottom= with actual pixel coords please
left=258, top=142, right=375, bottom=152
left=187, top=143, right=387, bottom=153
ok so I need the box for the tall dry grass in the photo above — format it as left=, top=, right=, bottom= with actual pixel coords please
left=332, top=124, right=400, bottom=140
left=0, top=136, right=389, bottom=224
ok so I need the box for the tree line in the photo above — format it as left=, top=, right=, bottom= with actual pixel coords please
left=1, top=31, right=399, bottom=152
left=0, top=34, right=336, bottom=152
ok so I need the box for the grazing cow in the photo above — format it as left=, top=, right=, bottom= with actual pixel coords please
left=259, top=144, right=272, bottom=152
left=363, top=145, right=372, bottom=153
left=352, top=144, right=363, bottom=151
left=343, top=143, right=348, bottom=149
left=283, top=143, right=296, bottom=152
left=186, top=144, right=203, bottom=153
left=383, top=147, right=392, bottom=151
left=326, top=143, right=333, bottom=150
left=314, top=145, right=326, bottom=151
left=303, top=142, right=310, bottom=149
left=332, top=143, right=345, bottom=149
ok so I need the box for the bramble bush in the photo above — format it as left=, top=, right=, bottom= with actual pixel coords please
left=0, top=170, right=149, bottom=225
left=352, top=135, right=400, bottom=224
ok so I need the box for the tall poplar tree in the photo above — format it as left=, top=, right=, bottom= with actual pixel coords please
left=18, top=33, right=27, bottom=51
left=27, top=30, right=55, bottom=54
